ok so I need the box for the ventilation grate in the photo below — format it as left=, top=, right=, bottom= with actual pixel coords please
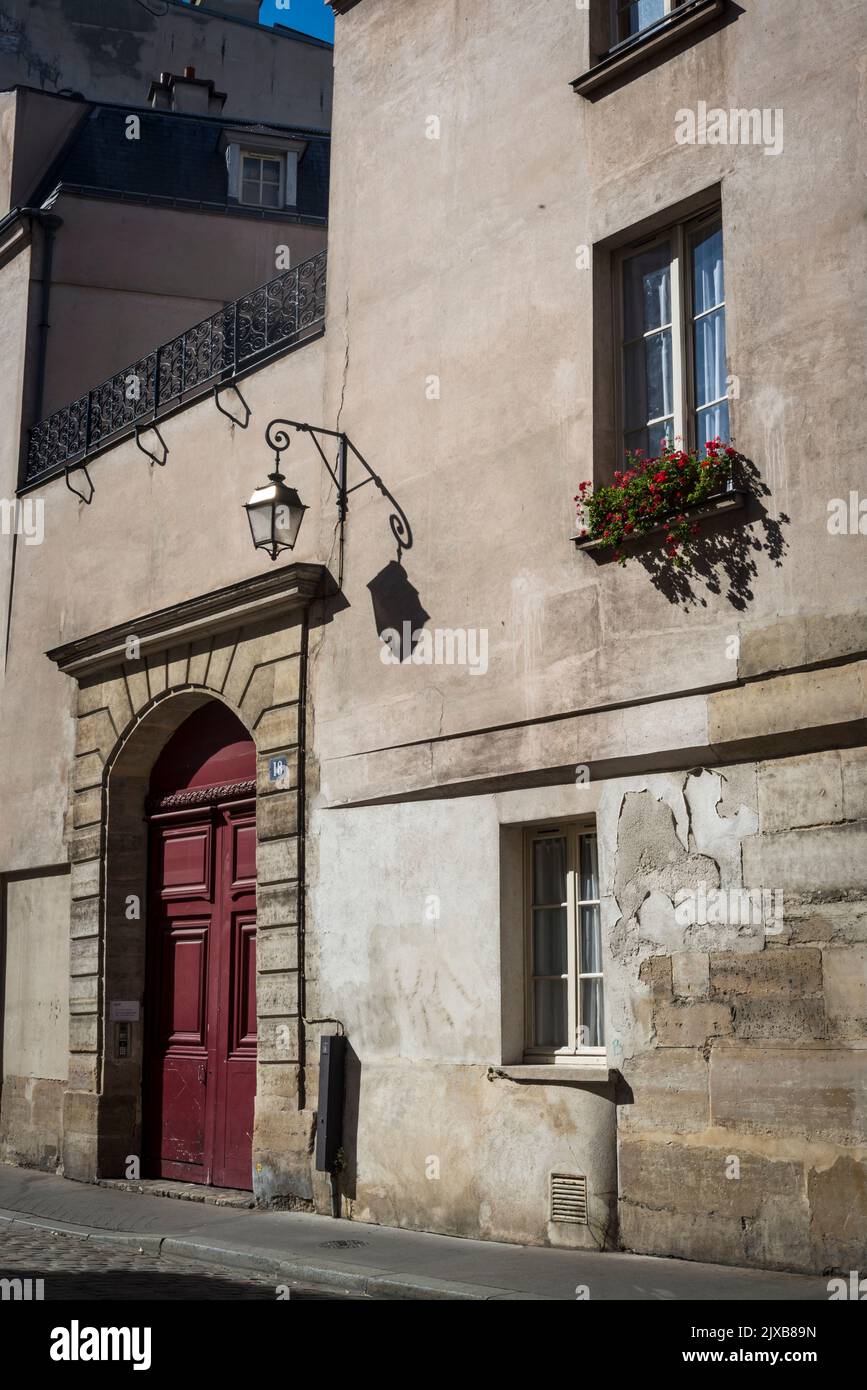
left=550, top=1172, right=588, bottom=1224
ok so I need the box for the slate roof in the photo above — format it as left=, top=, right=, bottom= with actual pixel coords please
left=36, top=104, right=329, bottom=219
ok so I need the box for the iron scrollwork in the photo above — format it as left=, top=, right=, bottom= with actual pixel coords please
left=263, top=418, right=414, bottom=562
left=24, top=250, right=327, bottom=487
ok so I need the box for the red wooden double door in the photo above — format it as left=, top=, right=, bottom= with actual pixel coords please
left=144, top=705, right=258, bottom=1190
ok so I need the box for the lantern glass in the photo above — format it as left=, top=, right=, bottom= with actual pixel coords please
left=244, top=478, right=307, bottom=558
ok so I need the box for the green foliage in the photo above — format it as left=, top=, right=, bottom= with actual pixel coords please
left=576, top=438, right=739, bottom=567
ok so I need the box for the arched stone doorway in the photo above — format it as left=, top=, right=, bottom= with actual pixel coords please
left=47, top=567, right=323, bottom=1204
left=144, top=703, right=257, bottom=1189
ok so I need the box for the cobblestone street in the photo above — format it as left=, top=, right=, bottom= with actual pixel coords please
left=0, top=1225, right=361, bottom=1301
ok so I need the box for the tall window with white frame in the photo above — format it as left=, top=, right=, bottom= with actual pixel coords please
left=611, top=0, right=683, bottom=45
left=618, top=209, right=729, bottom=458
left=526, top=826, right=604, bottom=1060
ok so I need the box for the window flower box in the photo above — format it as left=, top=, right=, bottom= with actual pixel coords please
left=573, top=438, right=746, bottom=568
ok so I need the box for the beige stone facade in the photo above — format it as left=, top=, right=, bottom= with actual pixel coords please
left=1, top=0, right=866, bottom=1275
left=4, top=566, right=322, bottom=1199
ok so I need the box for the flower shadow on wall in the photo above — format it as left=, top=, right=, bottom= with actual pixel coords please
left=640, top=453, right=789, bottom=610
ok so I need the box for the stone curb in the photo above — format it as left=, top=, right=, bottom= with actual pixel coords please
left=0, top=1211, right=549, bottom=1300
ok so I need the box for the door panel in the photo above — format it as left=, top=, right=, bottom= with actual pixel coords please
left=159, top=823, right=213, bottom=898
left=214, top=909, right=257, bottom=1189
left=145, top=800, right=257, bottom=1189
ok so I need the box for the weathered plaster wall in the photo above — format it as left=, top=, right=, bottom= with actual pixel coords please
left=314, top=0, right=866, bottom=767
left=0, top=334, right=328, bottom=875
left=308, top=794, right=616, bottom=1248
left=0, top=869, right=70, bottom=1171
left=310, top=750, right=867, bottom=1265
left=0, top=0, right=333, bottom=127
left=600, top=752, right=867, bottom=1273
left=0, top=330, right=329, bottom=1184
left=34, top=194, right=327, bottom=420
left=0, top=218, right=33, bottom=707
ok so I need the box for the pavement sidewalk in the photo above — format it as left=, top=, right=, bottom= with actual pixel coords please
left=0, top=1165, right=827, bottom=1301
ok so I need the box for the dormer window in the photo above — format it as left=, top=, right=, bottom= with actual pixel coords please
left=241, top=153, right=283, bottom=208
left=221, top=128, right=309, bottom=211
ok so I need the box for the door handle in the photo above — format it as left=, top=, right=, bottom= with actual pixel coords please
left=198, top=1062, right=207, bottom=1085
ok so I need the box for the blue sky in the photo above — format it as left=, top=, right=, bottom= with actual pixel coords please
left=259, top=0, right=334, bottom=42
left=180, top=1, right=334, bottom=43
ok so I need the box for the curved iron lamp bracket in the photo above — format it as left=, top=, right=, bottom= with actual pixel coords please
left=263, top=418, right=413, bottom=560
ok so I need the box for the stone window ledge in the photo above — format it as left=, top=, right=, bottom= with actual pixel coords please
left=572, top=0, right=727, bottom=99
left=488, top=1064, right=616, bottom=1085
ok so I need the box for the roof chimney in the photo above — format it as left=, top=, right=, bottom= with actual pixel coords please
left=148, top=69, right=227, bottom=116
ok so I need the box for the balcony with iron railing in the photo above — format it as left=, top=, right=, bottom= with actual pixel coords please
left=23, top=249, right=327, bottom=488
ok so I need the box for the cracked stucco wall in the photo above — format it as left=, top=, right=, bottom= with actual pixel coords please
left=308, top=748, right=866, bottom=1268
left=600, top=751, right=867, bottom=1274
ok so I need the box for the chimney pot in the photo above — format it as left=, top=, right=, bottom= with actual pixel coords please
left=184, top=66, right=196, bottom=79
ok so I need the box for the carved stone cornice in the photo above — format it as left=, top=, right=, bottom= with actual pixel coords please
left=47, top=563, right=327, bottom=679
left=147, top=779, right=256, bottom=814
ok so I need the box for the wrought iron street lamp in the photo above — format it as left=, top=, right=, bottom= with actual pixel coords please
left=248, top=418, right=413, bottom=577
left=244, top=441, right=307, bottom=561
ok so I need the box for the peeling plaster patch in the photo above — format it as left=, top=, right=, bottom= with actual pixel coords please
left=612, top=790, right=718, bottom=927
left=638, top=890, right=683, bottom=952
left=641, top=774, right=691, bottom=851
left=685, top=769, right=758, bottom=884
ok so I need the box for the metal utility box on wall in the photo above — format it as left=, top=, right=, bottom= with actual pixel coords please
left=315, top=1033, right=346, bottom=1171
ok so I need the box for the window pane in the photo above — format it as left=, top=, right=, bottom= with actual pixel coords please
left=579, top=979, right=605, bottom=1048
left=533, top=907, right=568, bottom=976
left=533, top=837, right=566, bottom=905
left=535, top=980, right=568, bottom=1048
left=242, top=179, right=261, bottom=204
left=623, top=329, right=673, bottom=437
left=694, top=305, right=727, bottom=409
left=645, top=329, right=674, bottom=422
left=242, top=157, right=259, bottom=178
left=692, top=223, right=725, bottom=314
left=579, top=905, right=602, bottom=975
left=697, top=399, right=731, bottom=449
left=579, top=834, right=599, bottom=900
left=624, top=427, right=650, bottom=456
left=619, top=0, right=666, bottom=38
left=623, top=341, right=648, bottom=430
left=262, top=161, right=281, bottom=183
left=623, top=244, right=671, bottom=339
left=260, top=183, right=280, bottom=208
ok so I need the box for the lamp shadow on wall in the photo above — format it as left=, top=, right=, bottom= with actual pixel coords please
left=367, top=561, right=431, bottom=662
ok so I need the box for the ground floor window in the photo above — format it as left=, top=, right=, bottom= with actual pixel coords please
left=525, top=825, right=603, bottom=1058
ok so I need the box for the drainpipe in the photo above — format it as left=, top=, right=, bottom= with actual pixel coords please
left=22, top=209, right=63, bottom=424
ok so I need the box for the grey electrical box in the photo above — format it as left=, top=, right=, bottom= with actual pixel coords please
left=315, top=1033, right=346, bottom=1171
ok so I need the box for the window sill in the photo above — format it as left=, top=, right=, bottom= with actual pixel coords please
left=488, top=1064, right=616, bottom=1085
left=571, top=0, right=727, bottom=98
left=573, top=487, right=747, bottom=553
